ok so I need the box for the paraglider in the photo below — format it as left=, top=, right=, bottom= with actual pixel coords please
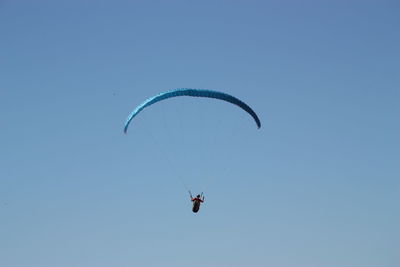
left=123, top=88, right=261, bottom=133
left=189, top=191, right=204, bottom=213
left=123, top=88, right=261, bottom=214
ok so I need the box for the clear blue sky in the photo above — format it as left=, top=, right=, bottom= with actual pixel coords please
left=1, top=1, right=399, bottom=266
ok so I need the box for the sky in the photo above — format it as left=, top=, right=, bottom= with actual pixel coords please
left=0, top=1, right=399, bottom=266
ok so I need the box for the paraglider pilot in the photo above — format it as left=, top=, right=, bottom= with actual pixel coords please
left=189, top=191, right=204, bottom=213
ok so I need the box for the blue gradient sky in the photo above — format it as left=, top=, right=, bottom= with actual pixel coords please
left=1, top=1, right=399, bottom=266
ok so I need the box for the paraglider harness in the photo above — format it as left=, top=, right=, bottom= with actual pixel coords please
left=189, top=191, right=204, bottom=213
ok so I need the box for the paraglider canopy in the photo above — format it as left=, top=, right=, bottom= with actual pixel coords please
left=124, top=88, right=261, bottom=133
